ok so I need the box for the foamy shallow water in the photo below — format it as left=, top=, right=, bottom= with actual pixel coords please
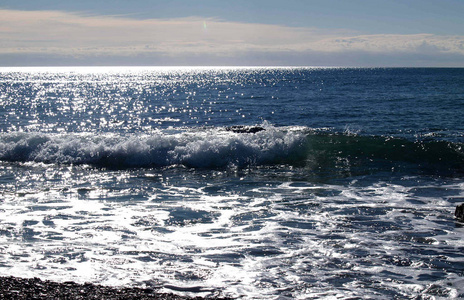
left=1, top=161, right=463, bottom=299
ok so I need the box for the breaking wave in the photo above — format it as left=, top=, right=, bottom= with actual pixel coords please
left=0, top=126, right=462, bottom=176
left=0, top=126, right=306, bottom=169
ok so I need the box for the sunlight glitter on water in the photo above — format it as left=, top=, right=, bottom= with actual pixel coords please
left=0, top=161, right=463, bottom=298
left=1, top=67, right=464, bottom=299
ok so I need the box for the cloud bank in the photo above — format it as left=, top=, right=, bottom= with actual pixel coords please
left=1, top=9, right=464, bottom=66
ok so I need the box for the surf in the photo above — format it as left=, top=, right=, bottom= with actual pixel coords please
left=0, top=127, right=462, bottom=178
left=0, top=126, right=306, bottom=169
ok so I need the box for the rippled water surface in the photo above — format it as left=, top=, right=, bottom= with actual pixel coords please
left=0, top=67, right=463, bottom=299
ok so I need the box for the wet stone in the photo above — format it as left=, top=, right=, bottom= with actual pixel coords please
left=0, top=276, right=233, bottom=300
left=455, top=203, right=464, bottom=222
left=225, top=125, right=265, bottom=134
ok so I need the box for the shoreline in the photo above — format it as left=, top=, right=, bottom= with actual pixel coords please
left=0, top=276, right=233, bottom=300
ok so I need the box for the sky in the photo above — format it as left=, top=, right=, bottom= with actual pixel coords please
left=1, top=0, right=464, bottom=67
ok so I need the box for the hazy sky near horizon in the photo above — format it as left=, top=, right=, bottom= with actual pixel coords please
left=1, top=0, right=464, bottom=66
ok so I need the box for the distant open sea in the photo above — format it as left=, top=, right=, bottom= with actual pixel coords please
left=0, top=67, right=463, bottom=299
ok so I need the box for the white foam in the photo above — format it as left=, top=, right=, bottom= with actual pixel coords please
left=0, top=161, right=463, bottom=299
left=0, top=127, right=306, bottom=168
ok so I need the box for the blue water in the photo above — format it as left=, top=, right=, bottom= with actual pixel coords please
left=0, top=67, right=463, bottom=299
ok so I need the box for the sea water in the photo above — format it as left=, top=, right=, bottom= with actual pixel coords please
left=0, top=67, right=463, bottom=299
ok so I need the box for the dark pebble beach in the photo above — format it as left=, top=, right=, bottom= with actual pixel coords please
left=0, top=277, right=232, bottom=300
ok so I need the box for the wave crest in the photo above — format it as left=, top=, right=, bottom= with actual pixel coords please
left=0, top=127, right=306, bottom=168
left=1, top=128, right=463, bottom=176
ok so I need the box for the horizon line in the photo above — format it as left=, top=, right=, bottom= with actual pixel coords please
left=1, top=65, right=463, bottom=70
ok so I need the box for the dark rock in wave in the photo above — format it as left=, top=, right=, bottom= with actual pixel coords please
left=456, top=203, right=464, bottom=222
left=225, top=125, right=265, bottom=134
left=0, top=276, right=232, bottom=300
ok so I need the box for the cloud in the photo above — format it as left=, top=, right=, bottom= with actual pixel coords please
left=313, top=34, right=464, bottom=55
left=1, top=9, right=464, bottom=66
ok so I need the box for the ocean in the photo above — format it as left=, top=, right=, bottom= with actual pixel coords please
left=0, top=67, right=463, bottom=299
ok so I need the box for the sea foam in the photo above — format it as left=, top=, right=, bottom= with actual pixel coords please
left=0, top=127, right=306, bottom=168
